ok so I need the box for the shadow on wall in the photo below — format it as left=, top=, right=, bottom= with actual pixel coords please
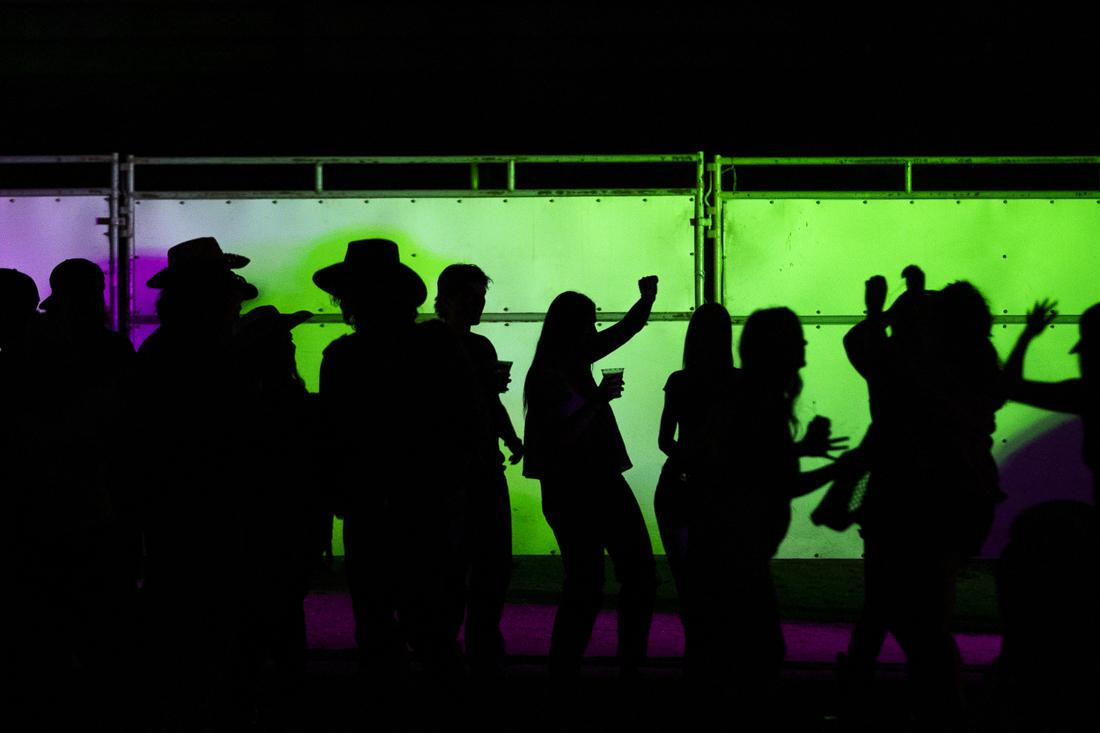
left=983, top=415, right=1093, bottom=558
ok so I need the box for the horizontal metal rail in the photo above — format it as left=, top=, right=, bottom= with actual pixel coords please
left=723, top=191, right=1100, bottom=200
left=130, top=154, right=702, bottom=165
left=717, top=156, right=1100, bottom=166
left=128, top=313, right=1076, bottom=326
left=0, top=189, right=114, bottom=198
left=0, top=155, right=118, bottom=164
left=129, top=189, right=697, bottom=201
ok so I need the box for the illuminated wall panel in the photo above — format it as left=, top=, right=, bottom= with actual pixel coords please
left=131, top=195, right=696, bottom=556
left=725, top=198, right=1099, bottom=558
left=0, top=196, right=112, bottom=307
left=131, top=196, right=697, bottom=324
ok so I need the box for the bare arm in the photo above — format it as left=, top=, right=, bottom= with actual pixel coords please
left=844, top=275, right=889, bottom=379
left=1004, top=300, right=1083, bottom=413
left=658, top=389, right=679, bottom=460
left=584, top=276, right=658, bottom=364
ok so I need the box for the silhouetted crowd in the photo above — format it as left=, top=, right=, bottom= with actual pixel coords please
left=1, top=237, right=1097, bottom=732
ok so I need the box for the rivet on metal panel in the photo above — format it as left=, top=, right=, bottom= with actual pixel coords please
left=642, top=198, right=647, bottom=202
left=502, top=199, right=508, bottom=203
left=363, top=200, right=370, bottom=204
left=272, top=200, right=277, bottom=204
left=815, top=200, right=820, bottom=204
left=909, top=200, right=914, bottom=204
left=318, top=200, right=324, bottom=204
left=1004, top=200, right=1008, bottom=204
left=411, top=199, right=416, bottom=204
left=1050, top=200, right=1055, bottom=204
left=457, top=199, right=462, bottom=204
left=55, top=198, right=60, bottom=202
left=862, top=200, right=867, bottom=204
left=1002, top=255, right=1007, bottom=259
left=8, top=199, right=14, bottom=203
left=503, top=307, right=509, bottom=312
left=769, top=200, right=774, bottom=204
left=956, top=200, right=961, bottom=205
left=596, top=198, right=601, bottom=203
left=226, top=200, right=231, bottom=205
left=549, top=199, right=554, bottom=203
left=179, top=201, right=185, bottom=205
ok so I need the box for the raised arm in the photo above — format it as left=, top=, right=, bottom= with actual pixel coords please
left=843, top=275, right=889, bottom=379
left=583, top=275, right=658, bottom=364
left=1005, top=299, right=1083, bottom=413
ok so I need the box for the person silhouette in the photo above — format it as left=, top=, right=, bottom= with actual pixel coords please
left=135, top=237, right=260, bottom=729
left=660, top=303, right=846, bottom=666
left=843, top=275, right=1005, bottom=728
left=987, top=500, right=1099, bottom=731
left=315, top=239, right=475, bottom=707
left=522, top=275, right=659, bottom=685
left=688, top=307, right=851, bottom=720
left=654, top=303, right=738, bottom=661
left=1005, top=298, right=1100, bottom=502
left=434, top=263, right=522, bottom=680
left=9, top=258, right=139, bottom=729
left=233, top=304, right=317, bottom=722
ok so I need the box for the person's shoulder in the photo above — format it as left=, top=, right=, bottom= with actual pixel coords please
left=664, top=369, right=686, bottom=391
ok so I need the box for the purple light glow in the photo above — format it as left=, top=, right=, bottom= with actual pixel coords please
left=302, top=594, right=1002, bottom=666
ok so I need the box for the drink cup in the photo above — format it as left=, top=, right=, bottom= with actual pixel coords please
left=601, top=367, right=624, bottom=384
left=494, top=360, right=513, bottom=393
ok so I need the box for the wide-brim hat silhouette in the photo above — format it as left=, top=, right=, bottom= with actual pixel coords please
left=39, top=258, right=105, bottom=311
left=146, top=236, right=259, bottom=300
left=312, top=238, right=427, bottom=307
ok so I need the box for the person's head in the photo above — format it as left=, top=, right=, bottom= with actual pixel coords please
left=525, top=291, right=597, bottom=407
left=0, top=268, right=39, bottom=348
left=39, top=258, right=107, bottom=331
left=533, top=291, right=597, bottom=366
left=312, top=239, right=426, bottom=330
left=739, top=307, right=806, bottom=375
left=683, top=302, right=733, bottom=372
left=1071, top=302, right=1100, bottom=380
left=236, top=305, right=312, bottom=392
left=149, top=237, right=258, bottom=336
left=739, top=307, right=805, bottom=427
left=435, top=263, right=490, bottom=327
left=934, top=281, right=994, bottom=345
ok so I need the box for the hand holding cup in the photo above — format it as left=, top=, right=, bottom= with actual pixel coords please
left=600, top=367, right=625, bottom=401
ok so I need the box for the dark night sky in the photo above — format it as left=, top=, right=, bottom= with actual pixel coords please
left=2, top=2, right=1098, bottom=158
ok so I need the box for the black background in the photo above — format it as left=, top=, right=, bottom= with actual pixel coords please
left=2, top=1, right=1097, bottom=158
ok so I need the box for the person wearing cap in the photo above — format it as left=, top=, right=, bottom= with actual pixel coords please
left=232, top=305, right=321, bottom=714
left=134, top=236, right=260, bottom=728
left=434, top=263, right=522, bottom=680
left=314, top=239, right=476, bottom=693
left=1005, top=299, right=1100, bottom=503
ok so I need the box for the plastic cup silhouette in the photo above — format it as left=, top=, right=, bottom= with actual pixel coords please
left=601, top=367, right=624, bottom=390
left=495, top=360, right=513, bottom=392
